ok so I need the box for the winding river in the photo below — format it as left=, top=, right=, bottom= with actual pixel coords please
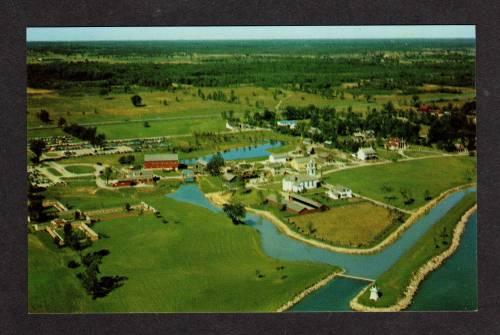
left=167, top=184, right=477, bottom=311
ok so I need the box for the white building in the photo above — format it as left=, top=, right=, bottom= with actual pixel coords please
left=357, top=147, right=377, bottom=161
left=269, top=153, right=288, bottom=164
left=276, top=120, right=297, bottom=129
left=369, top=286, right=379, bottom=301
left=326, top=185, right=353, bottom=200
left=282, top=159, right=320, bottom=192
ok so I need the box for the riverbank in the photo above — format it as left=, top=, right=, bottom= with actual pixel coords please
left=350, top=203, right=477, bottom=312
left=247, top=183, right=476, bottom=255
left=276, top=269, right=345, bottom=312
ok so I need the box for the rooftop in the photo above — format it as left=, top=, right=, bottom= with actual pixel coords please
left=289, top=193, right=323, bottom=209
left=144, top=153, right=179, bottom=162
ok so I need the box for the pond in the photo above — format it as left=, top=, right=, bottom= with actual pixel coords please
left=167, top=184, right=477, bottom=311
left=180, top=141, right=283, bottom=165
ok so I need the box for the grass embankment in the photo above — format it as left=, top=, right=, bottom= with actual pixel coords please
left=325, top=155, right=476, bottom=210
left=355, top=192, right=476, bottom=309
left=29, top=196, right=336, bottom=312
left=46, top=167, right=62, bottom=176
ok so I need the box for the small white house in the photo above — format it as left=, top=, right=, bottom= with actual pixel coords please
left=326, top=185, right=353, bottom=200
left=369, top=286, right=379, bottom=301
left=269, top=153, right=288, bottom=164
left=357, top=147, right=377, bottom=161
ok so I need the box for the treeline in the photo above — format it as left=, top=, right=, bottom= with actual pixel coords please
left=63, top=123, right=106, bottom=147
left=27, top=39, right=475, bottom=57
left=27, top=52, right=475, bottom=90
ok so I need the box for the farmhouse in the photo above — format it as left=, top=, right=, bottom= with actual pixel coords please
left=385, top=137, right=407, bottom=151
left=143, top=153, right=179, bottom=170
left=268, top=153, right=288, bottom=164
left=326, top=184, right=353, bottom=200
left=276, top=120, right=297, bottom=129
left=356, top=147, right=378, bottom=161
left=193, top=158, right=208, bottom=173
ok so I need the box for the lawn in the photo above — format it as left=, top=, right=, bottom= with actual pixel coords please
left=198, top=175, right=225, bottom=193
left=325, top=155, right=476, bottom=210
left=357, top=191, right=477, bottom=308
left=46, top=167, right=62, bottom=176
left=64, top=165, right=96, bottom=174
left=96, top=118, right=226, bottom=139
left=289, top=201, right=402, bottom=248
left=28, top=196, right=337, bottom=312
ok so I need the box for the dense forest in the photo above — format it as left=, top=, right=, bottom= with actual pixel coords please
left=28, top=39, right=475, bottom=92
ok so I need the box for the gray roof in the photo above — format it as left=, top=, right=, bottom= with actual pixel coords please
left=223, top=172, right=236, bottom=181
left=289, top=193, right=323, bottom=209
left=196, top=158, right=208, bottom=166
left=128, top=169, right=154, bottom=179
left=286, top=201, right=310, bottom=212
left=270, top=153, right=288, bottom=159
left=283, top=174, right=318, bottom=183
left=293, top=156, right=310, bottom=163
left=327, top=184, right=351, bottom=192
left=144, top=153, right=179, bottom=162
left=358, top=147, right=377, bottom=155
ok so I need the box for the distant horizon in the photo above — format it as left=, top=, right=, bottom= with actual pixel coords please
left=27, top=26, right=475, bottom=42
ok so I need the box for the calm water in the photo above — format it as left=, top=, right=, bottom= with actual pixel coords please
left=409, top=212, right=477, bottom=311
left=180, top=141, right=282, bottom=165
left=289, top=277, right=369, bottom=312
left=167, top=184, right=477, bottom=310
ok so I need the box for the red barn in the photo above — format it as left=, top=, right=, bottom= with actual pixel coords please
left=143, top=153, right=179, bottom=170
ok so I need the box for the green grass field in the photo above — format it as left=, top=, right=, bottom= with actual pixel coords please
left=357, top=191, right=476, bottom=308
left=325, top=156, right=476, bottom=210
left=64, top=165, right=96, bottom=174
left=28, top=196, right=337, bottom=312
left=290, top=201, right=400, bottom=248
left=95, top=118, right=226, bottom=139
left=46, top=167, right=62, bottom=176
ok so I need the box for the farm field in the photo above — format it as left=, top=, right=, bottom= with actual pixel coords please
left=325, top=155, right=476, bottom=210
left=289, top=201, right=402, bottom=248
left=356, top=191, right=477, bottom=307
left=29, top=196, right=336, bottom=312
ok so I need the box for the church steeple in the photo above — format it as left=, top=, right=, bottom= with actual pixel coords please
left=306, top=158, right=316, bottom=176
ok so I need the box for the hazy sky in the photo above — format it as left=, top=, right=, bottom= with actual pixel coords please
left=27, top=26, right=475, bottom=41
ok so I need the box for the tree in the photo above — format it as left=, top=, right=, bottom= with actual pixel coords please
left=29, top=139, right=46, bottom=164
left=57, top=117, right=67, bottom=128
left=103, top=167, right=113, bottom=184
left=38, top=109, right=51, bottom=123
left=131, top=95, right=143, bottom=107
left=222, top=202, right=246, bottom=224
left=143, top=121, right=150, bottom=128
left=124, top=203, right=131, bottom=212
left=207, top=152, right=225, bottom=176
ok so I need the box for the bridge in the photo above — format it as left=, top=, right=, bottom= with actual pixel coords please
left=336, top=274, right=375, bottom=282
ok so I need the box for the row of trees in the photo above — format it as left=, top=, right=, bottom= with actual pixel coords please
left=63, top=123, right=106, bottom=147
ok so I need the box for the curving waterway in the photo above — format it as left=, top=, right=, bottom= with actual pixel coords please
left=168, top=184, right=477, bottom=311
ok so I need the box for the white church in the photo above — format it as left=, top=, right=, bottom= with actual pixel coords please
left=282, top=158, right=320, bottom=192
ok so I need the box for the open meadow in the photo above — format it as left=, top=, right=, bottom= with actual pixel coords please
left=29, top=196, right=336, bottom=312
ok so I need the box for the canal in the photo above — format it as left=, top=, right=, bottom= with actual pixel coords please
left=168, top=184, right=477, bottom=311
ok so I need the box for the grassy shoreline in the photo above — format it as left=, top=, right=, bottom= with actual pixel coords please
left=351, top=192, right=477, bottom=311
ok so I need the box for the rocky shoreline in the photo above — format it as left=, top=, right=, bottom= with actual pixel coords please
left=276, top=270, right=344, bottom=312
left=349, top=204, right=477, bottom=312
